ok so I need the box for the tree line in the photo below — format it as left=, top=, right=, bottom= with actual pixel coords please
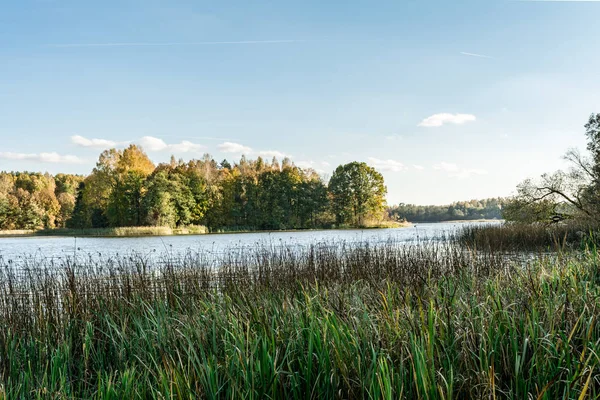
left=0, top=172, right=83, bottom=230
left=387, top=198, right=506, bottom=223
left=0, top=146, right=388, bottom=231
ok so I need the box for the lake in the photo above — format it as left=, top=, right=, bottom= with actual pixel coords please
left=0, top=221, right=501, bottom=263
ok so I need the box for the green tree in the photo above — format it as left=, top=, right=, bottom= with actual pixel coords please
left=67, top=182, right=88, bottom=229
left=297, top=174, right=329, bottom=228
left=0, top=174, right=16, bottom=229
left=143, top=171, right=177, bottom=227
left=101, top=145, right=155, bottom=227
left=13, top=188, right=44, bottom=229
left=54, top=174, right=84, bottom=197
left=502, top=195, right=557, bottom=224
left=108, top=170, right=147, bottom=226
left=328, top=162, right=387, bottom=226
left=78, top=149, right=121, bottom=227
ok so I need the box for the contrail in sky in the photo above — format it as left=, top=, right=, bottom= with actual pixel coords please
left=48, top=40, right=305, bottom=48
left=460, top=52, right=493, bottom=59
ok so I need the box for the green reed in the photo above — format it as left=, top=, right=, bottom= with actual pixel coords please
left=0, top=240, right=598, bottom=399
left=456, top=221, right=600, bottom=252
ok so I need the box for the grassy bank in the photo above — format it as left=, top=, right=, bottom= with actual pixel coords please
left=0, top=241, right=599, bottom=398
left=0, top=225, right=209, bottom=238
left=0, top=229, right=35, bottom=237
left=357, top=220, right=412, bottom=229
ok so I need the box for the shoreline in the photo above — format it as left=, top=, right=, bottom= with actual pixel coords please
left=0, top=222, right=413, bottom=238
left=406, top=219, right=503, bottom=225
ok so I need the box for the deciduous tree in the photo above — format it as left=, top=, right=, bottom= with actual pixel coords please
left=328, top=162, right=387, bottom=226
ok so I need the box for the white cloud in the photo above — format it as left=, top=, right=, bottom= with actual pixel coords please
left=368, top=157, right=406, bottom=172
left=72, top=135, right=203, bottom=153
left=137, top=136, right=169, bottom=152
left=170, top=140, right=204, bottom=153
left=413, top=164, right=425, bottom=170
left=138, top=136, right=203, bottom=153
left=0, top=152, right=84, bottom=164
left=215, top=143, right=290, bottom=158
left=433, top=162, right=487, bottom=179
left=418, top=113, right=476, bottom=128
left=71, top=135, right=121, bottom=148
left=218, top=142, right=253, bottom=154
left=258, top=150, right=291, bottom=159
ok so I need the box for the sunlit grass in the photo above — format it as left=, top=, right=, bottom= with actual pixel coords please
left=0, top=240, right=598, bottom=398
left=0, top=230, right=35, bottom=236
left=32, top=225, right=209, bottom=237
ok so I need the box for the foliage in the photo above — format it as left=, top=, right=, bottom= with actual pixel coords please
left=389, top=198, right=505, bottom=222
left=328, top=162, right=387, bottom=226
left=0, top=241, right=599, bottom=398
left=68, top=149, right=336, bottom=231
left=506, top=113, right=600, bottom=223
left=502, top=195, right=561, bottom=224
left=1, top=148, right=390, bottom=232
left=0, top=172, right=83, bottom=230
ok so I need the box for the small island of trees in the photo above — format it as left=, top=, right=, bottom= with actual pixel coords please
left=0, top=149, right=390, bottom=233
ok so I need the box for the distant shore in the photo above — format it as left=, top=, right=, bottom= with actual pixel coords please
left=0, top=226, right=207, bottom=238
left=0, top=221, right=412, bottom=238
left=0, top=220, right=508, bottom=239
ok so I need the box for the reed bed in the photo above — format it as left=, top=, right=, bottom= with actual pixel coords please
left=0, top=230, right=35, bottom=237
left=0, top=240, right=599, bottom=399
left=456, top=221, right=600, bottom=251
left=33, top=225, right=209, bottom=237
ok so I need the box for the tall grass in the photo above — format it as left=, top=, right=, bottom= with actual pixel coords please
left=456, top=221, right=599, bottom=251
left=34, top=225, right=209, bottom=237
left=0, top=240, right=599, bottom=398
left=0, top=230, right=35, bottom=236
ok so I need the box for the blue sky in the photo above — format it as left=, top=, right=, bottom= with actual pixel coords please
left=1, top=0, right=600, bottom=204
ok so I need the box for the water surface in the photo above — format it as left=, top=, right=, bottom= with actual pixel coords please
left=0, top=221, right=501, bottom=263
